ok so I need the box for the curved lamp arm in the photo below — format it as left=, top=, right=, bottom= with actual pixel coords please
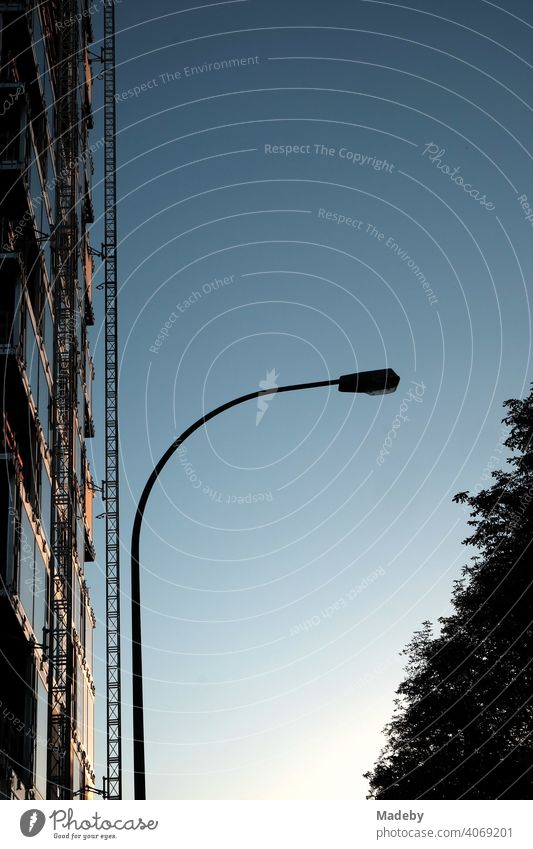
left=130, top=379, right=337, bottom=799
left=131, top=368, right=399, bottom=799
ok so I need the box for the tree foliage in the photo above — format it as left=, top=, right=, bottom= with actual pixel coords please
left=365, top=387, right=533, bottom=799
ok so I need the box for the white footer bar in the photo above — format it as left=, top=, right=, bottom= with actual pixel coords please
left=3, top=800, right=531, bottom=848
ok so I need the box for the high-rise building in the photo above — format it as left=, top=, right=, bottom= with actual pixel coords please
left=0, top=0, right=97, bottom=799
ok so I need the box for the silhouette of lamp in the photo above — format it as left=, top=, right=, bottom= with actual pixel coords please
left=131, top=368, right=400, bottom=799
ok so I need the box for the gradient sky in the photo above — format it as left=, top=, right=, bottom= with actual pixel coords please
left=84, top=0, right=532, bottom=799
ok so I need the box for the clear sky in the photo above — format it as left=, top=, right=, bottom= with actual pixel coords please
left=85, top=0, right=532, bottom=799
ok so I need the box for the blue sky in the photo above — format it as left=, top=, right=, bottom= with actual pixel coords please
left=85, top=0, right=532, bottom=799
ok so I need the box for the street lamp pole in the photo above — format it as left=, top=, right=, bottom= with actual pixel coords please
left=131, top=369, right=400, bottom=799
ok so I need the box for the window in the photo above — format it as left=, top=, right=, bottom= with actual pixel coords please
left=27, top=142, right=44, bottom=224
left=87, top=688, right=94, bottom=765
left=42, top=231, right=52, bottom=284
left=85, top=609, right=93, bottom=672
left=0, top=467, right=16, bottom=589
left=38, top=463, right=51, bottom=548
left=18, top=507, right=35, bottom=625
left=24, top=304, right=39, bottom=405
left=42, top=294, right=53, bottom=372
left=75, top=659, right=85, bottom=748
left=37, top=354, right=50, bottom=446
left=73, top=572, right=81, bottom=641
left=32, top=543, right=47, bottom=644
left=0, top=275, right=16, bottom=346
left=34, top=675, right=48, bottom=799
left=17, top=506, right=47, bottom=642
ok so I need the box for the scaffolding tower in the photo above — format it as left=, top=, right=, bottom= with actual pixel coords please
left=103, top=0, right=122, bottom=801
left=48, top=0, right=79, bottom=799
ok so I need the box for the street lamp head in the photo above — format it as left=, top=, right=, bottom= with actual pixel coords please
left=337, top=368, right=400, bottom=395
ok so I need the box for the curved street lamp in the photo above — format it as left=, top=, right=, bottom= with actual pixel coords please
left=131, top=368, right=400, bottom=799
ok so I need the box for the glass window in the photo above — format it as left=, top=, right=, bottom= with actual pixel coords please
left=73, top=572, right=81, bottom=639
left=44, top=148, right=55, bottom=226
left=79, top=593, right=85, bottom=651
left=29, top=8, right=54, bottom=154
left=34, top=675, right=48, bottom=799
left=37, top=355, right=50, bottom=445
left=42, top=233, right=53, bottom=285
left=76, top=514, right=84, bottom=566
left=38, top=465, right=52, bottom=548
left=85, top=612, right=93, bottom=672
left=84, top=345, right=93, bottom=414
left=24, top=307, right=39, bottom=405
left=0, top=104, right=23, bottom=162
left=85, top=685, right=89, bottom=758
left=32, top=543, right=47, bottom=643
left=74, top=301, right=82, bottom=353
left=3, top=279, right=22, bottom=350
left=17, top=507, right=47, bottom=642
left=77, top=372, right=84, bottom=434
left=76, top=659, right=84, bottom=743
left=28, top=145, right=43, bottom=219
left=43, top=76, right=54, bottom=136
left=77, top=757, right=85, bottom=799
left=76, top=429, right=83, bottom=491
left=42, top=295, right=53, bottom=372
left=87, top=689, right=94, bottom=765
left=0, top=473, right=17, bottom=588
left=31, top=9, right=46, bottom=81
left=0, top=280, right=14, bottom=346
left=18, top=507, right=35, bottom=626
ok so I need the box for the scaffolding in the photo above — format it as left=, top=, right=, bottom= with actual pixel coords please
left=47, top=0, right=79, bottom=799
left=103, top=0, right=122, bottom=801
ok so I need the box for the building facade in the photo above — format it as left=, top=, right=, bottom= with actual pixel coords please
left=0, top=0, right=96, bottom=799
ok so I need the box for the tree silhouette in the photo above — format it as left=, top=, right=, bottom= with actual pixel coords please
left=365, top=387, right=533, bottom=799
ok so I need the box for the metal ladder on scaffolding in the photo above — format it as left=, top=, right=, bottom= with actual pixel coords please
left=103, top=0, right=122, bottom=801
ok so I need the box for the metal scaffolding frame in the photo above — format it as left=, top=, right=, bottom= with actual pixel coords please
left=47, top=0, right=79, bottom=800
left=103, top=0, right=122, bottom=801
